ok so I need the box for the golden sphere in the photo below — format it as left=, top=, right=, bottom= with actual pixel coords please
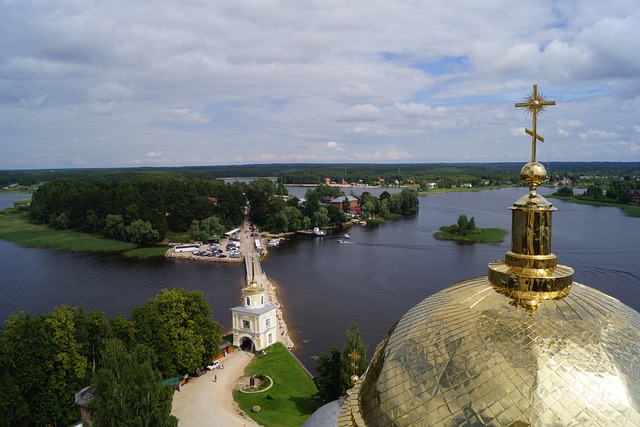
left=520, top=161, right=546, bottom=188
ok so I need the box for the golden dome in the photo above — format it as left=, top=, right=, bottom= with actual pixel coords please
left=340, top=276, right=640, bottom=426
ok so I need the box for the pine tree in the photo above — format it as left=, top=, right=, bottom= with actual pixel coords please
left=312, top=346, right=343, bottom=404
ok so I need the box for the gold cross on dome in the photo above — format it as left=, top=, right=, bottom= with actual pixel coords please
left=349, top=350, right=361, bottom=375
left=515, top=84, right=555, bottom=163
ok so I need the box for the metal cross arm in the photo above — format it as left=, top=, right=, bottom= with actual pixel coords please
left=515, top=84, right=555, bottom=163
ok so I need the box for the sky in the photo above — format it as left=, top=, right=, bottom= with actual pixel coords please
left=1, top=0, right=640, bottom=170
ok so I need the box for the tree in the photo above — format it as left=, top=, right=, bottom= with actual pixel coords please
left=312, top=323, right=368, bottom=404
left=341, top=323, right=368, bottom=393
left=125, top=219, right=161, bottom=245
left=276, top=181, right=289, bottom=196
left=103, top=214, right=126, bottom=240
left=190, top=215, right=224, bottom=241
left=342, top=198, right=351, bottom=213
left=312, top=207, right=330, bottom=228
left=585, top=184, right=604, bottom=200
left=468, top=216, right=476, bottom=231
left=303, top=189, right=321, bottom=219
left=246, top=179, right=277, bottom=224
left=457, top=214, right=469, bottom=232
left=51, top=212, right=69, bottom=230
left=313, top=184, right=342, bottom=199
left=132, top=289, right=222, bottom=377
left=0, top=313, right=54, bottom=426
left=109, top=315, right=137, bottom=348
left=397, top=189, right=419, bottom=214
left=273, top=206, right=304, bottom=232
left=555, top=186, right=573, bottom=196
left=89, top=339, right=177, bottom=427
left=75, top=309, right=108, bottom=374
left=45, top=305, right=89, bottom=424
left=312, top=347, right=343, bottom=404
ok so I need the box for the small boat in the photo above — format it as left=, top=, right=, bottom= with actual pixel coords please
left=267, top=238, right=280, bottom=247
left=343, top=234, right=350, bottom=239
left=297, top=227, right=326, bottom=237
left=337, top=239, right=344, bottom=244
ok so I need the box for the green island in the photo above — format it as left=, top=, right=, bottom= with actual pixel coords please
left=434, top=214, right=508, bottom=244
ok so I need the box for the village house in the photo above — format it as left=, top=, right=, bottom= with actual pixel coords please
left=330, top=195, right=360, bottom=215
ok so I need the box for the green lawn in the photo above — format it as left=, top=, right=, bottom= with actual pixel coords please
left=233, top=343, right=320, bottom=427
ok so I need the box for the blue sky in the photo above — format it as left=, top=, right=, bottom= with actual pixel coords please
left=1, top=0, right=639, bottom=169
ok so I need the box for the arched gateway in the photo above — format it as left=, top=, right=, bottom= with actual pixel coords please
left=230, top=254, right=279, bottom=352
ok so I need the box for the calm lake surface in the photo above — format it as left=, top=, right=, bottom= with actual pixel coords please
left=1, top=187, right=639, bottom=370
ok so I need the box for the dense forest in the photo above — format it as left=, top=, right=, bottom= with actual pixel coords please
left=24, top=175, right=419, bottom=244
left=0, top=288, right=221, bottom=426
left=28, top=176, right=246, bottom=244
left=4, top=162, right=640, bottom=190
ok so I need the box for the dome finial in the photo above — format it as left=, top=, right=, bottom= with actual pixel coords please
left=488, top=84, right=573, bottom=310
left=345, top=350, right=361, bottom=396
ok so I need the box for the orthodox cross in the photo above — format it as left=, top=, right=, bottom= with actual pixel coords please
left=515, top=84, right=555, bottom=163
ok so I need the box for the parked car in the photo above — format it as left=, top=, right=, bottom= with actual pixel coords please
left=206, top=360, right=220, bottom=370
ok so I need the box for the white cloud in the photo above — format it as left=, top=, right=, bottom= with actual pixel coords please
left=326, top=141, right=343, bottom=151
left=391, top=102, right=447, bottom=119
left=353, top=148, right=412, bottom=161
left=578, top=129, right=619, bottom=140
left=1, top=0, right=640, bottom=168
left=340, top=104, right=382, bottom=122
left=88, top=82, right=134, bottom=102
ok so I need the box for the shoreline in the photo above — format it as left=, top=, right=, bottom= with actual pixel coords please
left=260, top=270, right=294, bottom=350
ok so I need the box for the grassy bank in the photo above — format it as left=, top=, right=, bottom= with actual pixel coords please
left=233, top=343, right=320, bottom=427
left=434, top=227, right=508, bottom=244
left=548, top=194, right=640, bottom=218
left=418, top=184, right=512, bottom=196
left=0, top=209, right=139, bottom=253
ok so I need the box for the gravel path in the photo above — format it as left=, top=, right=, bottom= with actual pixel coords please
left=171, top=351, right=262, bottom=427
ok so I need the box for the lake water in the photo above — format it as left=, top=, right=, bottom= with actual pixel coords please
left=1, top=187, right=639, bottom=370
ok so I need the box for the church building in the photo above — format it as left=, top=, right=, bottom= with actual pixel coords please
left=230, top=262, right=279, bottom=352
